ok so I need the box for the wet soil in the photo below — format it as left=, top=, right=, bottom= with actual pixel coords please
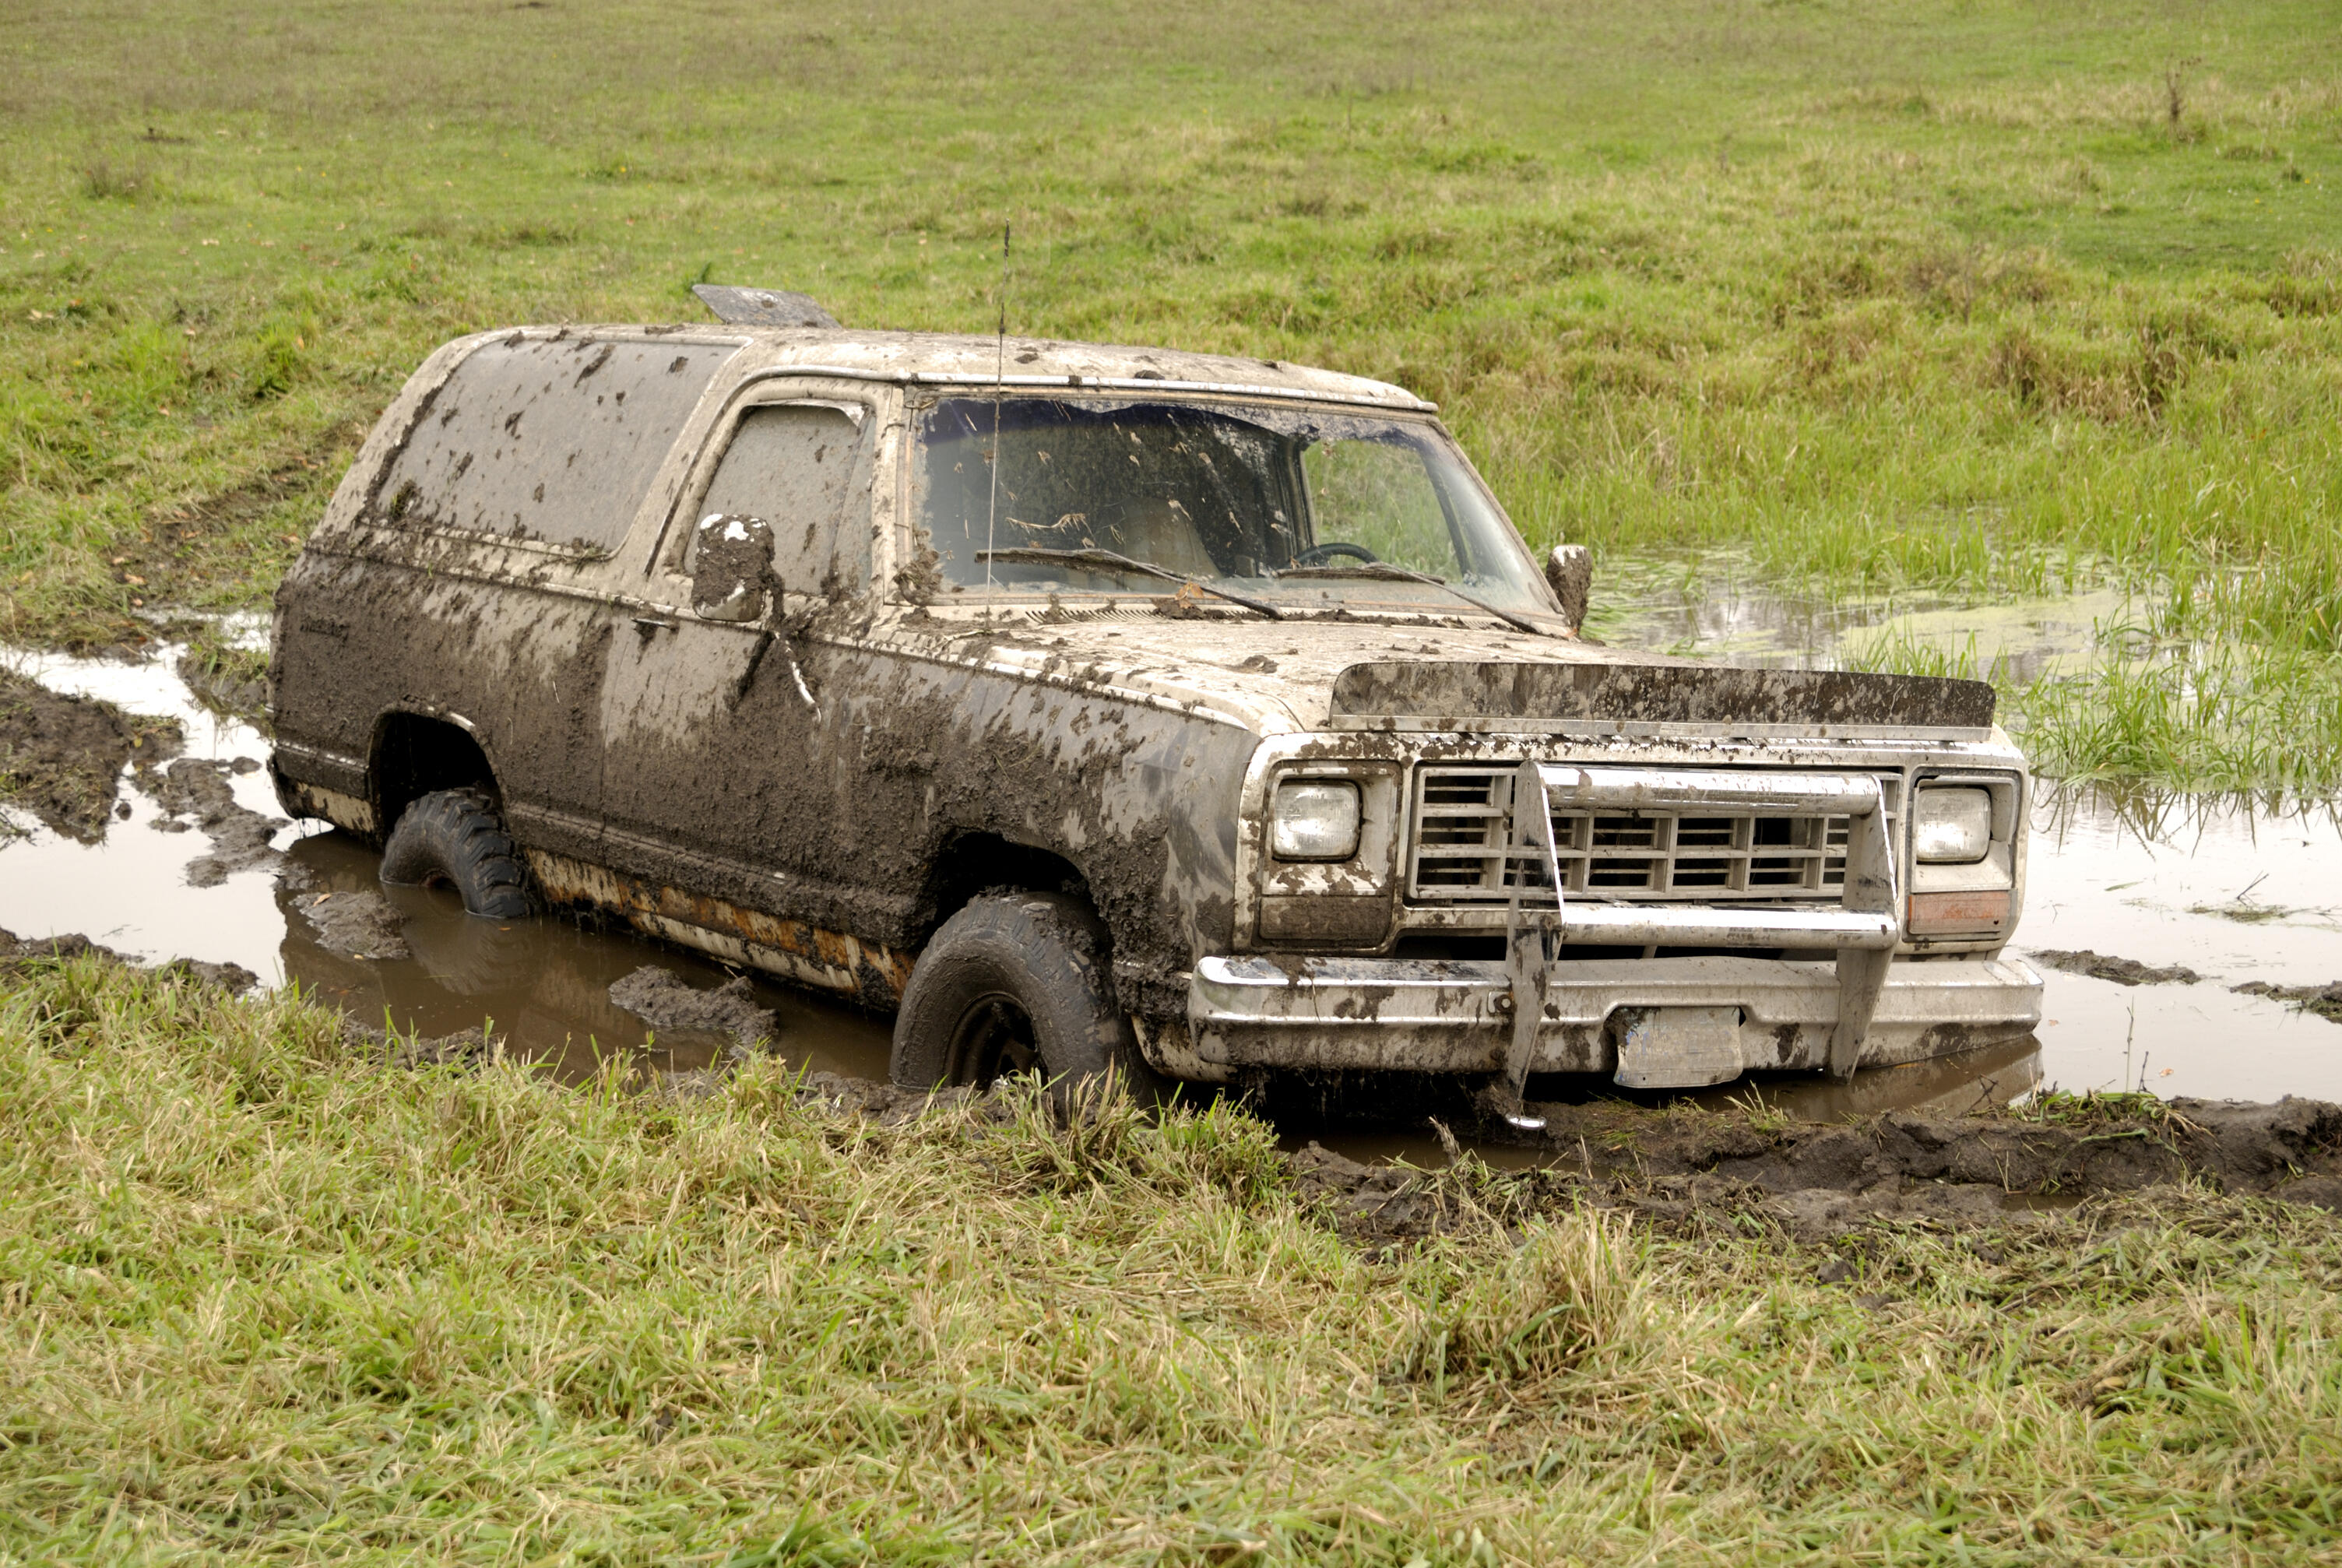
left=0, top=668, right=179, bottom=841
left=174, top=646, right=271, bottom=728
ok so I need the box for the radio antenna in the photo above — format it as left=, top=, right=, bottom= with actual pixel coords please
left=983, top=221, right=1010, bottom=600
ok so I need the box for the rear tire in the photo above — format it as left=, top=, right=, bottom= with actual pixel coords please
left=890, top=891, right=1162, bottom=1100
left=379, top=787, right=533, bottom=919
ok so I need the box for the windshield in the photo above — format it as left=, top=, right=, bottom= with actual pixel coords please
left=913, top=396, right=1553, bottom=618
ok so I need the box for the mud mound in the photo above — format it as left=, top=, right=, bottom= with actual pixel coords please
left=0, top=927, right=129, bottom=964
left=2031, top=947, right=2202, bottom=986
left=609, top=965, right=777, bottom=1051
left=290, top=887, right=412, bottom=961
left=0, top=926, right=256, bottom=993
left=2235, top=979, right=2342, bottom=1024
left=0, top=669, right=179, bottom=841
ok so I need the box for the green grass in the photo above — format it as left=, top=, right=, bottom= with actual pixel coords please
left=1, top=0, right=2337, bottom=769
left=5, top=954, right=2342, bottom=1563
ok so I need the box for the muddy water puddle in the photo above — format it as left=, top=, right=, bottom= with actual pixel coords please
left=5, top=639, right=2342, bottom=1165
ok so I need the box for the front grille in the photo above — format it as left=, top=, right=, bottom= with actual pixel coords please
left=1408, top=766, right=1901, bottom=904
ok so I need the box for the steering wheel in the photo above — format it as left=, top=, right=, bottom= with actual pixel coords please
left=1292, top=540, right=1379, bottom=567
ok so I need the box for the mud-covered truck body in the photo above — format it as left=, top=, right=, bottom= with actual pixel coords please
left=269, top=309, right=2042, bottom=1102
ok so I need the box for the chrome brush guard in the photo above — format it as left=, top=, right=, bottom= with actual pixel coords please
left=1498, top=762, right=1901, bottom=1114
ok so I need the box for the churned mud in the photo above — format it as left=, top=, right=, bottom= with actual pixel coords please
left=0, top=668, right=179, bottom=841
left=1291, top=1093, right=2342, bottom=1246
left=148, top=756, right=287, bottom=887
left=608, top=965, right=779, bottom=1053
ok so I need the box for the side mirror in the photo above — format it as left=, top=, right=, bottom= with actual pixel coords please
left=1545, top=543, right=1591, bottom=634
left=693, top=513, right=779, bottom=624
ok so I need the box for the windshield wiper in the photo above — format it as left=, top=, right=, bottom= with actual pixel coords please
left=1274, top=563, right=1552, bottom=638
left=976, top=547, right=1285, bottom=621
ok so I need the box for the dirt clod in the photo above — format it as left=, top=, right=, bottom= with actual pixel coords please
left=2031, top=947, right=2203, bottom=986
left=0, top=668, right=180, bottom=841
left=609, top=965, right=778, bottom=1051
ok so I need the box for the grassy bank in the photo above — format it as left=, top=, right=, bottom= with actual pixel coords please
left=2, top=0, right=2339, bottom=787
left=3, top=955, right=2340, bottom=1563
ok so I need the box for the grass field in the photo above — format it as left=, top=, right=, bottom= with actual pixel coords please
left=3, top=0, right=2340, bottom=787
left=9, top=12, right=2342, bottom=1560
left=5, top=955, right=2342, bottom=1565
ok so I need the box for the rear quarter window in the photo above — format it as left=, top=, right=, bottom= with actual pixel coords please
left=372, top=337, right=734, bottom=551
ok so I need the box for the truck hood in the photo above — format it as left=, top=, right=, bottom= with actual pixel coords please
left=944, top=615, right=1996, bottom=738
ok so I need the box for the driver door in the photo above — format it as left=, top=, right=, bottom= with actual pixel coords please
left=596, top=390, right=874, bottom=917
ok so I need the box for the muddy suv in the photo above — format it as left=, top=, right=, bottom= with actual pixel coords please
left=270, top=290, right=2041, bottom=1116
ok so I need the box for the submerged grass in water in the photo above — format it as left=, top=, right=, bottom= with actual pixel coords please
left=5, top=956, right=2342, bottom=1562
left=1851, top=617, right=2342, bottom=796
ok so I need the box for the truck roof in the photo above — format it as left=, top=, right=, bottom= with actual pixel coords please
left=546, top=325, right=1437, bottom=413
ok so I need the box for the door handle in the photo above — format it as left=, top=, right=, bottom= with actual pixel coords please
left=632, top=613, right=679, bottom=632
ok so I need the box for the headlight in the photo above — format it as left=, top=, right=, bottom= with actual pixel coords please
left=1913, top=786, right=1992, bottom=864
left=1271, top=779, right=1362, bottom=861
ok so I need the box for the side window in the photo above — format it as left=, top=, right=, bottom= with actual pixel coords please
left=692, top=404, right=870, bottom=595
left=373, top=337, right=733, bottom=551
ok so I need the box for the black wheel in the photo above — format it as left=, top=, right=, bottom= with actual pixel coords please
left=378, top=787, right=533, bottom=919
left=1293, top=540, right=1378, bottom=566
left=890, top=891, right=1162, bottom=1099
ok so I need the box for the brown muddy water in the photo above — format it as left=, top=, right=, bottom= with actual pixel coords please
left=5, top=625, right=2340, bottom=1162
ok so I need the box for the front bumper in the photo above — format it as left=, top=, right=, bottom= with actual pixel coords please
left=1181, top=953, right=2043, bottom=1080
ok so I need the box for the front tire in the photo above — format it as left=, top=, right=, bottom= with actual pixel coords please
left=378, top=787, right=533, bottom=919
left=890, top=891, right=1161, bottom=1099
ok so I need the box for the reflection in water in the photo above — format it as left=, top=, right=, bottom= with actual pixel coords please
left=280, top=831, right=895, bottom=1085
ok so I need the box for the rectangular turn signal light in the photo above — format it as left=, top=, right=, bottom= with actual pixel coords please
left=1907, top=890, right=2011, bottom=937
